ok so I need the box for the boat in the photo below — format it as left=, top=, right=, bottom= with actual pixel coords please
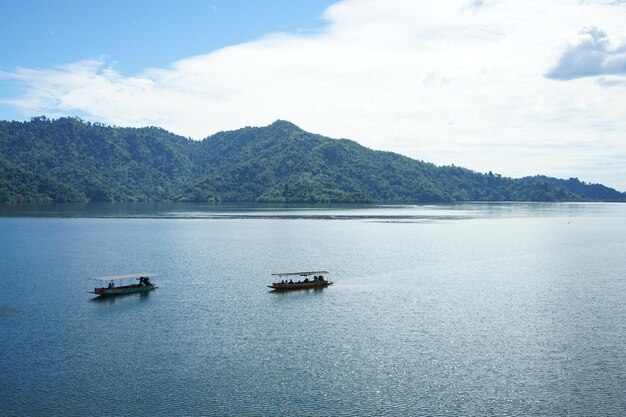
left=91, top=273, right=158, bottom=297
left=268, top=271, right=333, bottom=290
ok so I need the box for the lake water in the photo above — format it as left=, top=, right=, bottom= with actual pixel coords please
left=1, top=202, right=624, bottom=416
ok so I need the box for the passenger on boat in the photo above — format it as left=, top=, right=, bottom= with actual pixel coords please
left=304, top=278, right=309, bottom=283
left=289, top=279, right=293, bottom=284
left=108, top=281, right=114, bottom=289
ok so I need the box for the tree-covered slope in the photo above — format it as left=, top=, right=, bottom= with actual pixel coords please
left=0, top=156, right=85, bottom=203
left=180, top=120, right=623, bottom=203
left=0, top=116, right=195, bottom=202
left=0, top=117, right=623, bottom=204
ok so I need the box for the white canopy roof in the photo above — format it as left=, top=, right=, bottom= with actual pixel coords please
left=271, top=271, right=329, bottom=277
left=94, top=273, right=158, bottom=281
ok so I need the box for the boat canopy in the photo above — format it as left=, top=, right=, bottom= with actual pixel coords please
left=94, top=273, right=158, bottom=282
left=271, top=271, right=329, bottom=277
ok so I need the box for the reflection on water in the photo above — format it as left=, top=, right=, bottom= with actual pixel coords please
left=0, top=307, right=22, bottom=317
left=269, top=287, right=329, bottom=295
left=0, top=201, right=623, bottom=221
left=90, top=289, right=154, bottom=305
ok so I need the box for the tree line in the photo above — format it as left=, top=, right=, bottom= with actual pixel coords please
left=0, top=116, right=623, bottom=204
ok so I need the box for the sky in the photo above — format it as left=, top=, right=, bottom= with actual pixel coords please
left=1, top=0, right=625, bottom=191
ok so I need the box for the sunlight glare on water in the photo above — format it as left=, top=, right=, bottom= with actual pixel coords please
left=0, top=203, right=624, bottom=416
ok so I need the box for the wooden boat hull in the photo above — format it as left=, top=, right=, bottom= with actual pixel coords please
left=92, top=284, right=158, bottom=297
left=268, top=281, right=333, bottom=291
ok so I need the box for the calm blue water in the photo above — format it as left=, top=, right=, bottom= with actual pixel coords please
left=1, top=203, right=625, bottom=416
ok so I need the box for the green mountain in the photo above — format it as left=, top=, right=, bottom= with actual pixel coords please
left=0, top=116, right=623, bottom=204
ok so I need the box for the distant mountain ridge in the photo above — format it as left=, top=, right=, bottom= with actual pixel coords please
left=0, top=116, right=623, bottom=204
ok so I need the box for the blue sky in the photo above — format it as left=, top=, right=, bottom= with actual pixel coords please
left=0, top=0, right=335, bottom=119
left=1, top=0, right=625, bottom=190
left=0, top=0, right=334, bottom=72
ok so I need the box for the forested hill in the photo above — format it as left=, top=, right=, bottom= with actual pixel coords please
left=0, top=116, right=623, bottom=204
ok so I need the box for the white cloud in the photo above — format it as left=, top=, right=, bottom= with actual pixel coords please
left=546, top=26, right=626, bottom=79
left=2, top=0, right=626, bottom=190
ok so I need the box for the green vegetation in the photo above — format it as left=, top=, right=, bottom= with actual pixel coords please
left=0, top=157, right=85, bottom=203
left=0, top=116, right=623, bottom=204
